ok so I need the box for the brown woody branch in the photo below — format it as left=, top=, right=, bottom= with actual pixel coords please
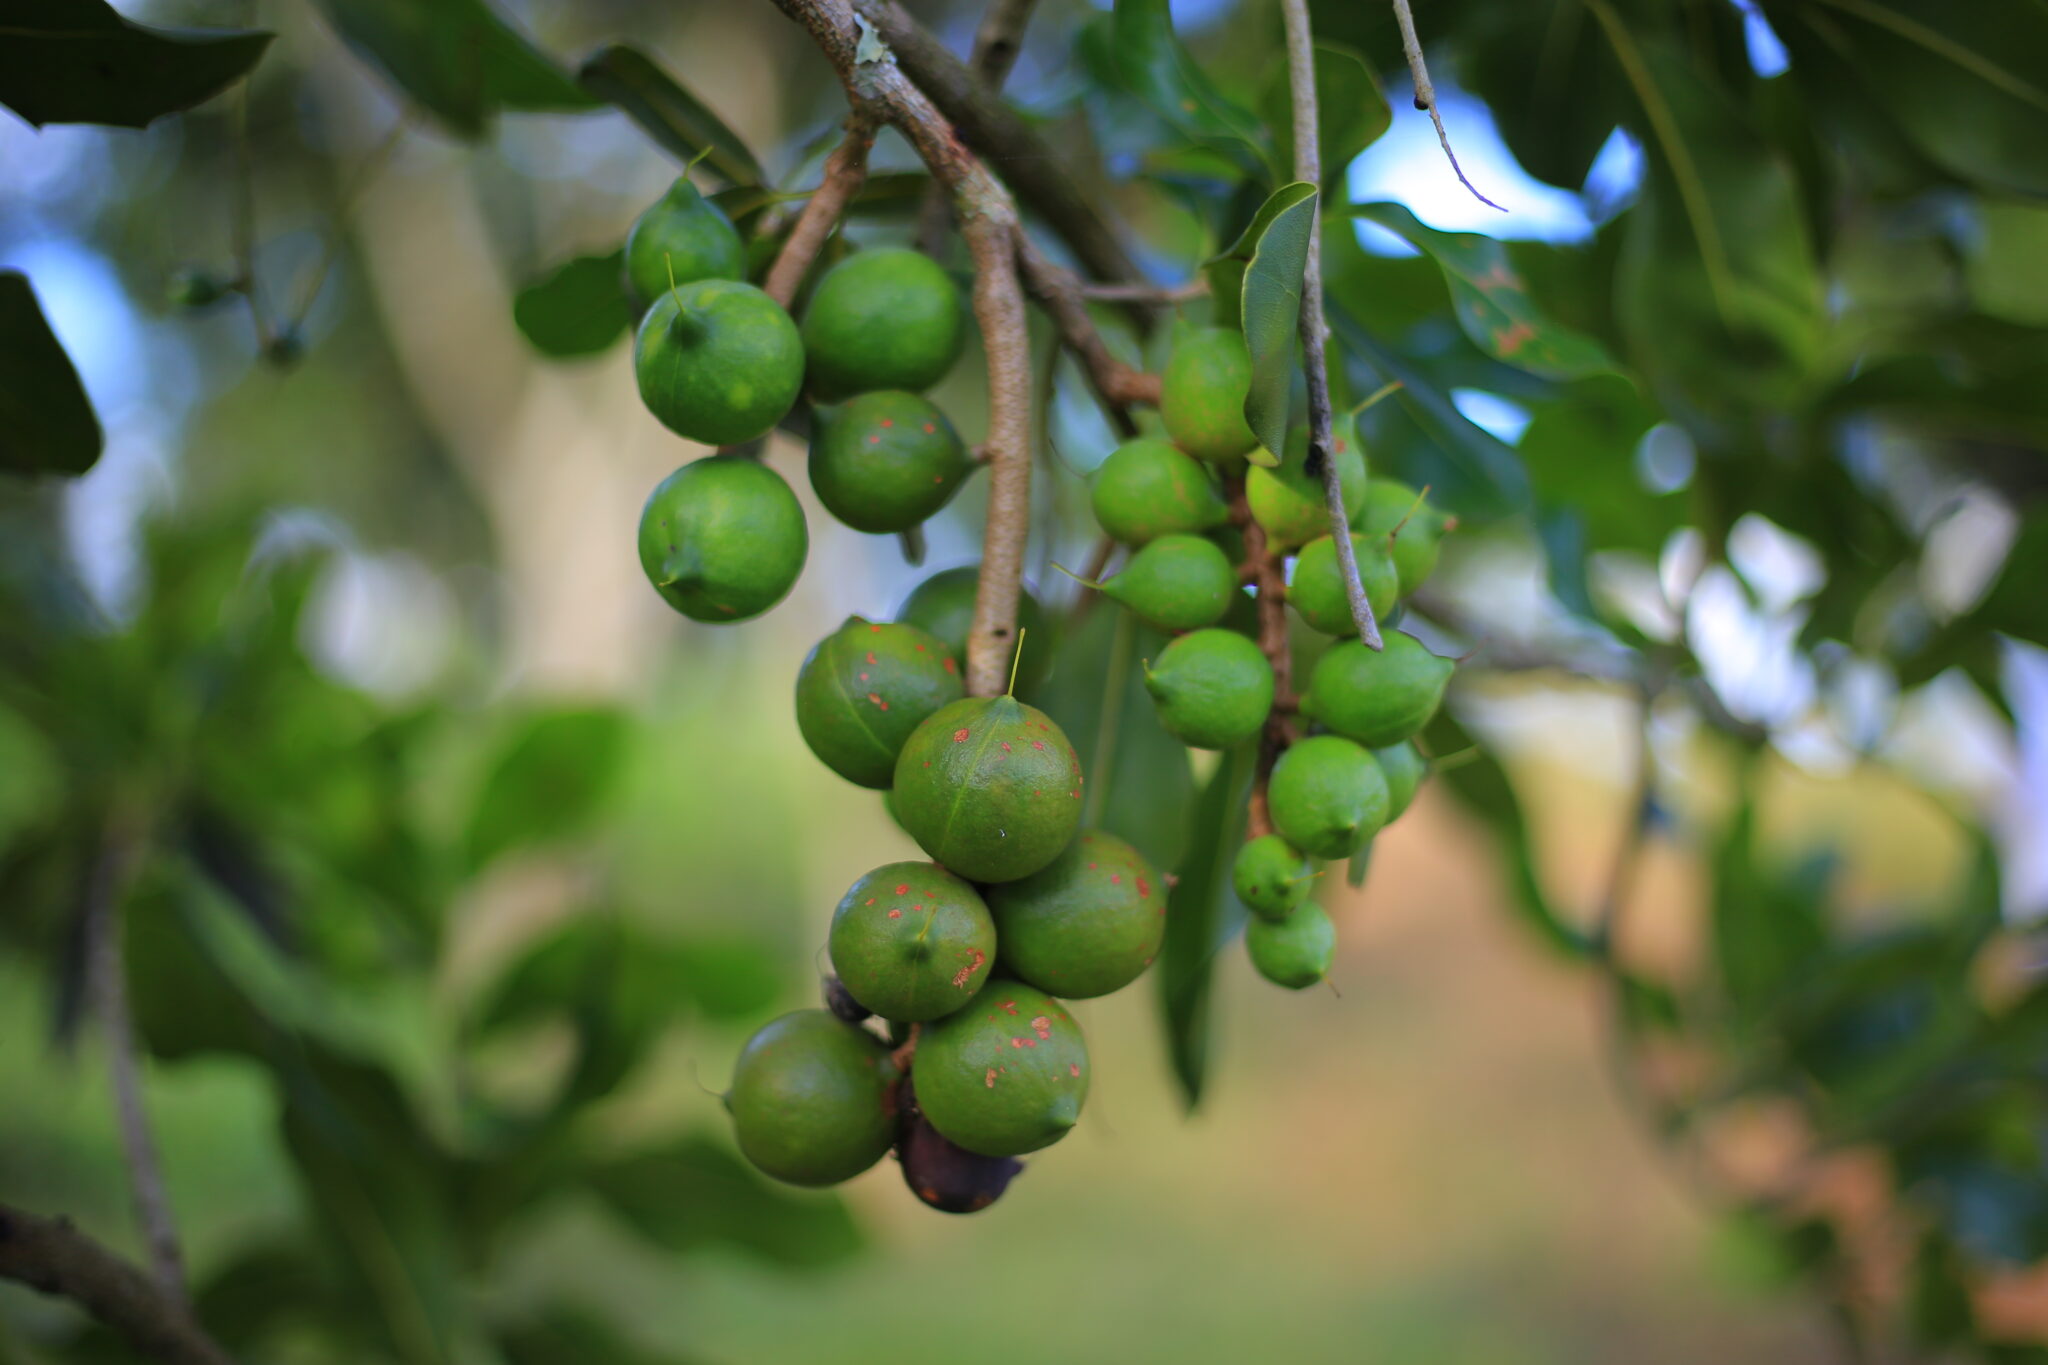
left=1013, top=232, right=1161, bottom=438
left=82, top=803, right=184, bottom=1303
left=762, top=113, right=879, bottom=308
left=1230, top=483, right=1299, bottom=839
left=850, top=0, right=1145, bottom=298
left=0, top=1205, right=233, bottom=1365
left=914, top=0, right=1040, bottom=255
left=769, top=0, right=1031, bottom=698
left=1074, top=278, right=1209, bottom=304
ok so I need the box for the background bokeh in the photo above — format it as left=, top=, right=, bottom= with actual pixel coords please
left=4, top=1, right=2045, bottom=1361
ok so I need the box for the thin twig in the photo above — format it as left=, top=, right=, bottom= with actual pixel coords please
left=763, top=113, right=879, bottom=308
left=769, top=0, right=1033, bottom=698
left=0, top=1205, right=232, bottom=1365
left=1390, top=0, right=1506, bottom=211
left=82, top=804, right=183, bottom=1304
left=1282, top=0, right=1382, bottom=651
left=284, top=117, right=409, bottom=336
left=228, top=86, right=272, bottom=352
left=1013, top=232, right=1160, bottom=436
left=1074, top=278, right=1209, bottom=303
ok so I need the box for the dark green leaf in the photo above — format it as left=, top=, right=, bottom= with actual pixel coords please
left=1266, top=41, right=1390, bottom=188
left=1325, top=306, right=1532, bottom=521
left=1156, top=742, right=1256, bottom=1110
left=308, top=0, right=595, bottom=140
left=1347, top=203, right=1619, bottom=380
left=0, top=272, right=102, bottom=478
left=192, top=1235, right=340, bottom=1354
left=584, top=1134, right=862, bottom=1268
left=0, top=1, right=270, bottom=129
left=1597, top=26, right=1824, bottom=416
left=1761, top=0, right=2048, bottom=198
left=1446, top=0, right=1626, bottom=190
left=1095, top=0, right=1270, bottom=171
left=1419, top=709, right=1598, bottom=960
left=1036, top=606, right=1195, bottom=871
left=498, top=1304, right=708, bottom=1365
left=473, top=913, right=672, bottom=1108
left=463, top=706, right=627, bottom=873
left=578, top=45, right=764, bottom=186
left=1518, top=375, right=1660, bottom=529
left=513, top=249, right=631, bottom=358
left=1709, top=761, right=1829, bottom=1021
left=1234, top=181, right=1318, bottom=466
left=279, top=1048, right=474, bottom=1364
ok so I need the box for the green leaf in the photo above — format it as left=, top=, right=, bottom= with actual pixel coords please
left=0, top=0, right=270, bottom=129
left=1593, top=19, right=1824, bottom=416
left=1232, top=181, right=1318, bottom=466
left=578, top=45, right=764, bottom=187
left=1156, top=742, right=1255, bottom=1110
left=308, top=0, right=595, bottom=140
left=191, top=1235, right=345, bottom=1355
left=584, top=1135, right=862, bottom=1268
left=279, top=1048, right=474, bottom=1365
left=1447, top=0, right=1629, bottom=190
left=1761, top=0, right=2048, bottom=198
left=1518, top=373, right=1672, bottom=562
left=498, top=1304, right=709, bottom=1365
left=1709, top=759, right=1829, bottom=1021
left=0, top=272, right=102, bottom=478
left=1324, top=306, right=1532, bottom=521
left=1419, top=710, right=1598, bottom=960
left=1346, top=203, right=1619, bottom=381
left=463, top=706, right=627, bottom=873
left=513, top=249, right=631, bottom=359
left=1265, top=41, right=1389, bottom=189
left=1035, top=606, right=1195, bottom=872
left=1965, top=201, right=2048, bottom=327
left=1098, top=0, right=1270, bottom=170
left=473, top=914, right=673, bottom=1108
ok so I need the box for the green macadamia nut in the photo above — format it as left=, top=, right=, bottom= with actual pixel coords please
left=1246, top=902, right=1337, bottom=989
left=1374, top=740, right=1428, bottom=820
left=1090, top=437, right=1230, bottom=545
left=1233, top=834, right=1317, bottom=922
left=634, top=279, right=804, bottom=445
left=828, top=861, right=996, bottom=1020
left=725, top=1010, right=897, bottom=1186
left=1266, top=734, right=1390, bottom=860
left=1161, top=327, right=1259, bottom=462
left=809, top=391, right=971, bottom=534
left=1143, top=628, right=1274, bottom=750
left=1246, top=418, right=1367, bottom=552
left=1301, top=632, right=1454, bottom=748
left=801, top=248, right=964, bottom=401
left=638, top=456, right=807, bottom=622
left=913, top=979, right=1089, bottom=1157
left=1287, top=532, right=1400, bottom=636
left=1097, top=534, right=1238, bottom=634
left=895, top=566, right=1052, bottom=696
left=985, top=830, right=1166, bottom=999
left=623, top=177, right=746, bottom=310
left=892, top=695, right=1084, bottom=883
left=1353, top=479, right=1451, bottom=598
left=794, top=616, right=962, bottom=787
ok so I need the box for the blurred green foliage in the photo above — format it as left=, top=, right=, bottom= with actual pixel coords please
left=3, top=0, right=2047, bottom=1360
